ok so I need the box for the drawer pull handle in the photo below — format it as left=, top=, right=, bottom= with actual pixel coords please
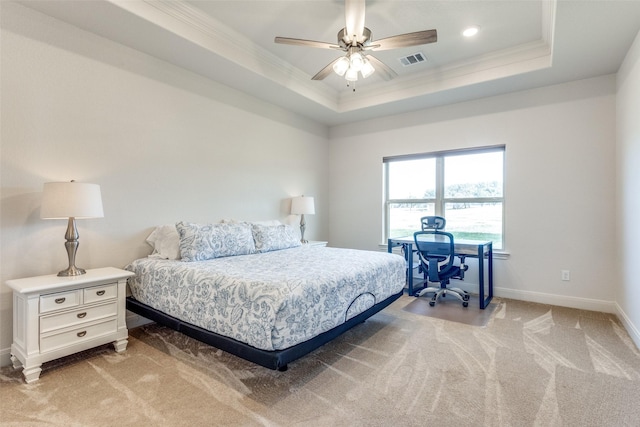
left=77, top=312, right=87, bottom=319
left=55, top=298, right=66, bottom=304
left=96, top=290, right=106, bottom=296
left=77, top=331, right=87, bottom=338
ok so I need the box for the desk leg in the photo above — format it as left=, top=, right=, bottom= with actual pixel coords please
left=406, top=243, right=414, bottom=296
left=477, top=243, right=493, bottom=309
left=478, top=245, right=485, bottom=308
left=488, top=243, right=494, bottom=306
left=387, top=240, right=414, bottom=296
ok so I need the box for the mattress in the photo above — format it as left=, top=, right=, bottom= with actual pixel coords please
left=126, top=246, right=406, bottom=351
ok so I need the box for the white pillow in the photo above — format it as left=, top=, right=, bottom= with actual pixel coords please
left=252, top=224, right=301, bottom=253
left=176, top=221, right=256, bottom=262
left=146, top=225, right=181, bottom=260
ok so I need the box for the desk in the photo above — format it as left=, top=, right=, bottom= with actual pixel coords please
left=388, top=236, right=493, bottom=309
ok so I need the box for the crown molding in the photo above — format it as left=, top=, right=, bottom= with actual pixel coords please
left=109, top=0, right=339, bottom=110
left=107, top=0, right=556, bottom=115
left=338, top=40, right=552, bottom=112
left=337, top=0, right=557, bottom=112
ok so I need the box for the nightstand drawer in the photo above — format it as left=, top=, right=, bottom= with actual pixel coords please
left=40, top=318, right=117, bottom=353
left=40, top=301, right=118, bottom=334
left=84, top=283, right=117, bottom=304
left=40, top=290, right=81, bottom=313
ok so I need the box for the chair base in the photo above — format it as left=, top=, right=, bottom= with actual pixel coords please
left=416, top=285, right=470, bottom=307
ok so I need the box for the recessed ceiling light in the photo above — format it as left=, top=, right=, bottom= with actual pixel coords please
left=462, top=26, right=479, bottom=37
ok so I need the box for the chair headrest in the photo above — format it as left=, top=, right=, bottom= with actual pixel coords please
left=421, top=216, right=446, bottom=230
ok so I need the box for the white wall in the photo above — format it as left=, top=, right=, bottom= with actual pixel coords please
left=329, top=75, right=617, bottom=313
left=616, top=30, right=640, bottom=349
left=0, top=3, right=329, bottom=365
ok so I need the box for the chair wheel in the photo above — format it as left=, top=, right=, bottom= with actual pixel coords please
left=463, top=294, right=470, bottom=301
left=463, top=301, right=469, bottom=307
left=429, top=301, right=435, bottom=307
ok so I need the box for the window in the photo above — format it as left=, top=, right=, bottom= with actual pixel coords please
left=383, top=146, right=504, bottom=249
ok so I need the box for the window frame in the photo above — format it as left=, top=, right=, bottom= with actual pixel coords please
left=383, top=145, right=505, bottom=248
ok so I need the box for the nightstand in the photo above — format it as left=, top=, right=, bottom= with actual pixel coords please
left=305, top=240, right=328, bottom=247
left=7, top=267, right=134, bottom=383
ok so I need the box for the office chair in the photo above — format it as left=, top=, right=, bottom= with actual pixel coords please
left=413, top=230, right=470, bottom=307
left=418, top=217, right=448, bottom=277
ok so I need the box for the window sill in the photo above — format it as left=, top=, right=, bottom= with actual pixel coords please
left=493, top=251, right=510, bottom=260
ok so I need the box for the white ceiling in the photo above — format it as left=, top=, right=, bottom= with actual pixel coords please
left=18, top=0, right=640, bottom=126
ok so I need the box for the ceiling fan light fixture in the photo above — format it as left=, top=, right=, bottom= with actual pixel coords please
left=333, top=56, right=350, bottom=76
left=345, top=67, right=359, bottom=81
left=349, top=51, right=364, bottom=71
left=361, top=58, right=375, bottom=78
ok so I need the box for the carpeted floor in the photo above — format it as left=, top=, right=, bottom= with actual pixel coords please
left=403, top=294, right=498, bottom=326
left=2, top=295, right=640, bottom=426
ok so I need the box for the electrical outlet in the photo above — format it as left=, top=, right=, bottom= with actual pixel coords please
left=561, top=270, right=570, bottom=281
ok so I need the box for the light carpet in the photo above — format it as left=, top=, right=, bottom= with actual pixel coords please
left=2, top=296, right=640, bottom=426
left=403, top=294, right=498, bottom=326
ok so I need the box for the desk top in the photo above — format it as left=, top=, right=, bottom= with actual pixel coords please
left=388, top=236, right=492, bottom=256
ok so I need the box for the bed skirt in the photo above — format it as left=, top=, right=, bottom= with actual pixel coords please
left=126, top=290, right=402, bottom=371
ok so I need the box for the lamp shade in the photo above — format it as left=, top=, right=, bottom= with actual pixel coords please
left=41, top=181, right=104, bottom=219
left=291, top=196, right=315, bottom=215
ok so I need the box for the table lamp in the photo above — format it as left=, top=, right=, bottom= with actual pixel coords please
left=290, top=195, right=315, bottom=243
left=41, top=181, right=104, bottom=276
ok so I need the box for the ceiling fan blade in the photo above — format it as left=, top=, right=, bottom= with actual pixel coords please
left=370, top=29, right=437, bottom=51
left=344, top=0, right=366, bottom=44
left=366, top=55, right=398, bottom=81
left=274, top=37, right=341, bottom=50
left=312, top=58, right=343, bottom=80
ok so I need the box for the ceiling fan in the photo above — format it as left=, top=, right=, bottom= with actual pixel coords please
left=274, top=0, right=437, bottom=89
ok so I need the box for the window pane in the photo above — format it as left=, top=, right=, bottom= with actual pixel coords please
left=389, top=203, right=434, bottom=238
left=388, top=158, right=436, bottom=199
left=444, top=152, right=503, bottom=198
left=444, top=202, right=502, bottom=249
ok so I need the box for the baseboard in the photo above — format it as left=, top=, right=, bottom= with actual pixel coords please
left=494, top=287, right=617, bottom=313
left=614, top=302, right=640, bottom=351
left=409, top=279, right=617, bottom=313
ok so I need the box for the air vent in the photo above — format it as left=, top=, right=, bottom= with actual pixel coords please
left=398, top=52, right=426, bottom=67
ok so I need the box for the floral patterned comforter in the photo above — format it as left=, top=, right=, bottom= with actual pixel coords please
left=126, top=246, right=406, bottom=351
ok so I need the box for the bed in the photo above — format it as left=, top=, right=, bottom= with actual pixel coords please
left=125, top=221, right=406, bottom=371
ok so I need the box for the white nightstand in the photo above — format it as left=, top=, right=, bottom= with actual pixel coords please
left=7, top=267, right=134, bottom=383
left=305, top=240, right=328, bottom=247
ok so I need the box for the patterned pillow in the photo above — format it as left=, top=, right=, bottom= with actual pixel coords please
left=252, top=224, right=301, bottom=253
left=176, top=222, right=256, bottom=261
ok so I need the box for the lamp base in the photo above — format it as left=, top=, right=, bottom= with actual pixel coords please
left=57, top=266, right=86, bottom=277
left=299, top=214, right=308, bottom=244
left=58, top=217, right=87, bottom=276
